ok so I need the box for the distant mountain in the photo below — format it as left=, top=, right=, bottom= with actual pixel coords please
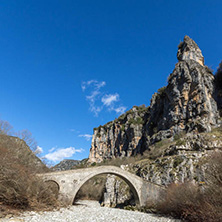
left=52, top=159, right=81, bottom=171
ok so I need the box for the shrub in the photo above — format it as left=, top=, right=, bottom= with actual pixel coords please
left=156, top=151, right=222, bottom=222
left=157, top=86, right=166, bottom=95
left=91, top=162, right=97, bottom=167
left=0, top=140, right=58, bottom=213
left=128, top=117, right=144, bottom=125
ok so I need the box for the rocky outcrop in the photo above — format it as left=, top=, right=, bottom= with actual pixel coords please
left=89, top=105, right=148, bottom=163
left=134, top=130, right=222, bottom=185
left=102, top=174, right=133, bottom=207
left=102, top=128, right=222, bottom=206
left=89, top=36, right=220, bottom=163
left=177, top=35, right=204, bottom=66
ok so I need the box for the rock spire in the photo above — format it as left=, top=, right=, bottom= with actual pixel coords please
left=177, top=35, right=204, bottom=66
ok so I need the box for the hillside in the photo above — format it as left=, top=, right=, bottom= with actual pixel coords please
left=0, top=134, right=57, bottom=215
left=0, top=134, right=48, bottom=173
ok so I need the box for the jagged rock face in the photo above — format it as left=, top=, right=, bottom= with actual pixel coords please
left=177, top=35, right=204, bottom=66
left=89, top=36, right=220, bottom=163
left=89, top=106, right=148, bottom=163
left=147, top=36, right=219, bottom=142
left=134, top=132, right=222, bottom=186
left=102, top=174, right=133, bottom=207
left=102, top=129, right=222, bottom=206
left=148, top=60, right=219, bottom=141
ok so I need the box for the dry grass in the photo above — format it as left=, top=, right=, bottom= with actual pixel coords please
left=156, top=151, right=222, bottom=222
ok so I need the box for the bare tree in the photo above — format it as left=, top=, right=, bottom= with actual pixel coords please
left=0, top=120, right=13, bottom=135
left=16, top=129, right=38, bottom=152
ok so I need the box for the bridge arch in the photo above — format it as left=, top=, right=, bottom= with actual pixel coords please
left=72, top=170, right=140, bottom=205
left=44, top=179, right=60, bottom=191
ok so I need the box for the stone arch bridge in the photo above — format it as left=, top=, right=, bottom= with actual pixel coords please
left=39, top=166, right=164, bottom=207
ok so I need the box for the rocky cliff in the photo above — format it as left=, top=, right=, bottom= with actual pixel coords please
left=89, top=36, right=221, bottom=163
left=89, top=105, right=148, bottom=163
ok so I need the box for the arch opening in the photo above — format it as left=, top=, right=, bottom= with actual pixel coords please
left=44, top=180, right=60, bottom=199
left=73, top=172, right=140, bottom=208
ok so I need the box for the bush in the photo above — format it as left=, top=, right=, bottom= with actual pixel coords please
left=157, top=86, right=166, bottom=96
left=0, top=141, right=58, bottom=213
left=128, top=117, right=144, bottom=125
left=156, top=151, right=222, bottom=221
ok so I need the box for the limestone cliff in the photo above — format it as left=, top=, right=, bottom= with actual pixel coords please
left=89, top=105, right=148, bottom=163
left=89, top=36, right=220, bottom=163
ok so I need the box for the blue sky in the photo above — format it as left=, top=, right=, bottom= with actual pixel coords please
left=0, top=0, right=221, bottom=165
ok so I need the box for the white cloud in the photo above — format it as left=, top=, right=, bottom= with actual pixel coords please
left=81, top=85, right=86, bottom=91
left=81, top=80, right=106, bottom=92
left=44, top=147, right=84, bottom=162
left=114, top=106, right=127, bottom=114
left=101, top=93, right=119, bottom=107
left=82, top=80, right=106, bottom=116
left=95, top=81, right=106, bottom=89
left=35, top=146, right=43, bottom=155
left=81, top=79, right=126, bottom=116
left=87, top=90, right=102, bottom=116
left=49, top=147, right=56, bottom=152
left=78, top=134, right=92, bottom=141
left=86, top=90, right=100, bottom=103
left=90, top=106, right=102, bottom=116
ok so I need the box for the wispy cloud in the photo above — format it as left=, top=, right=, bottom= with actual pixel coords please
left=78, top=134, right=92, bottom=141
left=44, top=147, right=84, bottom=162
left=82, top=79, right=126, bottom=116
left=82, top=80, right=106, bottom=116
left=81, top=80, right=106, bottom=92
left=101, top=93, right=119, bottom=107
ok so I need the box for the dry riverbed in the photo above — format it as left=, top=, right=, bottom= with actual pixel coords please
left=0, top=200, right=180, bottom=222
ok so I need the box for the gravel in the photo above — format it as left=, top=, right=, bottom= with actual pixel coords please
left=1, top=200, right=180, bottom=222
